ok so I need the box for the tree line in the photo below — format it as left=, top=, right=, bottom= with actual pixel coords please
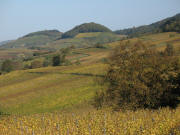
left=0, top=47, right=76, bottom=74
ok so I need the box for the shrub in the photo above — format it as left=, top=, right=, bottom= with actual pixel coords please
left=43, top=60, right=50, bottom=67
left=52, top=55, right=60, bottom=66
left=31, top=60, right=43, bottom=69
left=1, top=60, right=23, bottom=72
left=94, top=41, right=180, bottom=110
left=52, top=48, right=70, bottom=66
left=24, top=64, right=31, bottom=69
left=94, top=43, right=106, bottom=48
left=1, top=60, right=14, bottom=72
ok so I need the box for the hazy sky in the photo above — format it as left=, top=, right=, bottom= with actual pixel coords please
left=0, top=0, right=180, bottom=42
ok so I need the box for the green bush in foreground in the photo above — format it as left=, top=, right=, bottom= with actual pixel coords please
left=94, top=41, right=180, bottom=110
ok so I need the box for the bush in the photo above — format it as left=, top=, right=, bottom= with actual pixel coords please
left=43, top=60, right=50, bottom=67
left=52, top=55, right=60, bottom=66
left=94, top=41, right=180, bottom=110
left=24, top=64, right=31, bottom=69
left=1, top=60, right=14, bottom=72
left=52, top=48, right=70, bottom=66
left=1, top=60, right=23, bottom=72
left=94, top=43, right=106, bottom=49
left=31, top=60, right=43, bottom=69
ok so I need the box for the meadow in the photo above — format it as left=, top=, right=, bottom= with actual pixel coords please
left=0, top=32, right=180, bottom=135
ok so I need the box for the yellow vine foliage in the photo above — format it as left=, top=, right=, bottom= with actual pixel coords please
left=0, top=107, right=180, bottom=135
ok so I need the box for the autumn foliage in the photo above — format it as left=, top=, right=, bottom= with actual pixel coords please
left=94, top=41, right=180, bottom=110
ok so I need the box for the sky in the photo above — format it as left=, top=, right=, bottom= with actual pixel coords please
left=0, top=0, right=180, bottom=42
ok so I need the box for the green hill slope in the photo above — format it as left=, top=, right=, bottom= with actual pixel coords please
left=1, top=30, right=62, bottom=49
left=45, top=32, right=122, bottom=49
left=0, top=63, right=106, bottom=114
left=61, top=22, right=112, bottom=38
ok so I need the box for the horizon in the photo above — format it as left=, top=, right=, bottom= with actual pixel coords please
left=0, top=0, right=180, bottom=42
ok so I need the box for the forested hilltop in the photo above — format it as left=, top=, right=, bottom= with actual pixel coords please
left=61, top=22, right=112, bottom=38
left=115, top=13, right=180, bottom=37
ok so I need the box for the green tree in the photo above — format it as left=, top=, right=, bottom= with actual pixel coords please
left=1, top=60, right=14, bottom=72
left=52, top=54, right=66, bottom=66
left=52, top=55, right=61, bottom=66
left=52, top=47, right=70, bottom=66
left=94, top=41, right=180, bottom=110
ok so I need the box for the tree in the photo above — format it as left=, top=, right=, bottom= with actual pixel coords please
left=52, top=54, right=66, bottom=66
left=94, top=41, right=180, bottom=110
left=52, top=55, right=61, bottom=66
left=52, top=47, right=70, bottom=66
left=1, top=60, right=14, bottom=72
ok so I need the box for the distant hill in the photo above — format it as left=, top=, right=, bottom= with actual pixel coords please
left=23, top=30, right=62, bottom=39
left=47, top=32, right=122, bottom=49
left=61, top=22, right=112, bottom=39
left=1, top=30, right=62, bottom=48
left=115, top=13, right=180, bottom=37
left=0, top=40, right=13, bottom=46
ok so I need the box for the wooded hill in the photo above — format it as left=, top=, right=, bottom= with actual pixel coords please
left=115, top=13, right=180, bottom=37
left=61, top=22, right=112, bottom=38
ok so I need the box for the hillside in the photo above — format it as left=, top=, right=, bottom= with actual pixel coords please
left=0, top=24, right=119, bottom=52
left=23, top=30, right=62, bottom=39
left=115, top=13, right=180, bottom=37
left=61, top=22, right=112, bottom=38
left=1, top=30, right=62, bottom=49
left=0, top=32, right=180, bottom=135
left=0, top=32, right=179, bottom=115
left=0, top=32, right=122, bottom=61
left=47, top=32, right=122, bottom=49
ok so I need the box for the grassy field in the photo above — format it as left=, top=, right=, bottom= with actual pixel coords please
left=0, top=32, right=180, bottom=134
left=0, top=63, right=106, bottom=115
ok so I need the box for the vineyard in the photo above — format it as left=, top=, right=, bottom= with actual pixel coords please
left=0, top=32, right=180, bottom=135
left=1, top=107, right=180, bottom=135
